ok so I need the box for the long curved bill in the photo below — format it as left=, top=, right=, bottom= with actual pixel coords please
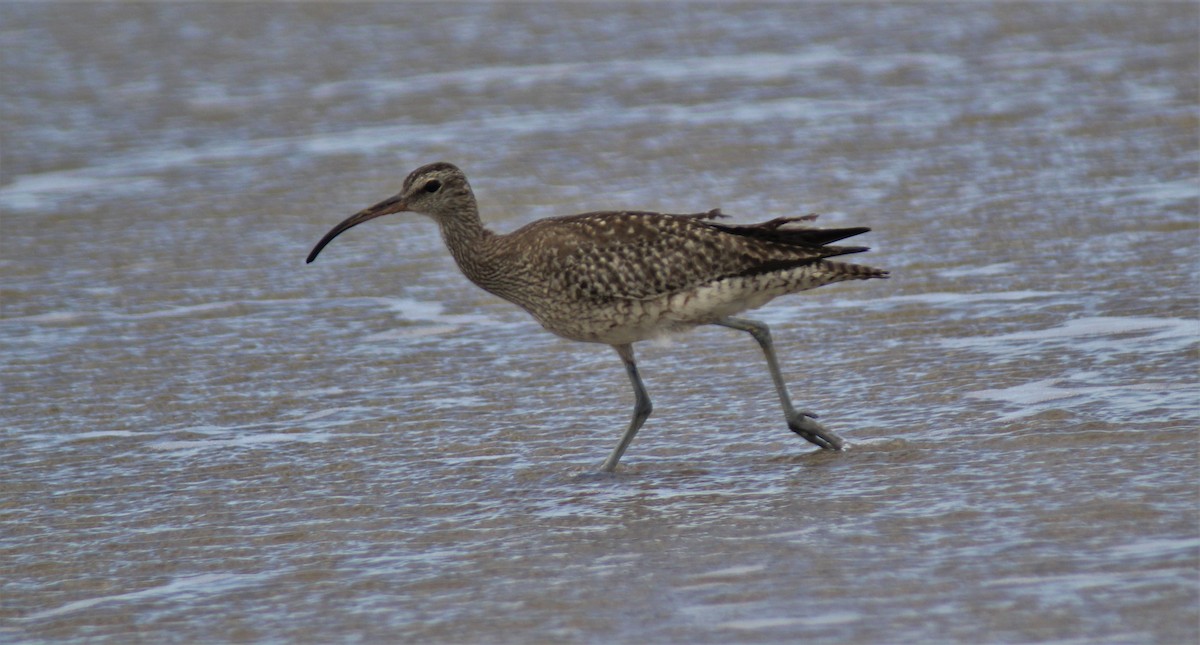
left=306, top=193, right=409, bottom=264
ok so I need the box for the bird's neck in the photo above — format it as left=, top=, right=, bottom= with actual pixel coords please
left=437, top=208, right=501, bottom=288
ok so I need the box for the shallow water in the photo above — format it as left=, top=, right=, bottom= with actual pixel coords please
left=2, top=3, right=1197, bottom=643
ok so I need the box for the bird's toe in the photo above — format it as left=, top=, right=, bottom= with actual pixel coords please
left=787, top=413, right=845, bottom=451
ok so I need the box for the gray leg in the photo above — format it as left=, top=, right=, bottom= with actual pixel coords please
left=601, top=344, right=653, bottom=472
left=716, top=317, right=845, bottom=450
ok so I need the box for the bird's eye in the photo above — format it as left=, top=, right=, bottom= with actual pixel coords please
left=423, top=179, right=442, bottom=193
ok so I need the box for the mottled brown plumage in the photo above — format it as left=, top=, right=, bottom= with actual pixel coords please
left=307, top=162, right=887, bottom=471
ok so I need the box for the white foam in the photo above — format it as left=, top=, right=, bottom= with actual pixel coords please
left=965, top=377, right=1196, bottom=421
left=0, top=51, right=960, bottom=212
left=22, top=573, right=262, bottom=621
left=149, top=431, right=330, bottom=454
left=944, top=316, right=1199, bottom=354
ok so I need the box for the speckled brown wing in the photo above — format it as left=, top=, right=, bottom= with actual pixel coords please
left=504, top=211, right=881, bottom=304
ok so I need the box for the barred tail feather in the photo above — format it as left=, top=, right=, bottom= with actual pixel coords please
left=819, top=259, right=890, bottom=281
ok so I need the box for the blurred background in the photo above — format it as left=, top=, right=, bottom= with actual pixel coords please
left=2, top=3, right=1196, bottom=643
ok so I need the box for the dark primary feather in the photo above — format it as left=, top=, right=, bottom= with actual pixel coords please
left=709, top=215, right=872, bottom=249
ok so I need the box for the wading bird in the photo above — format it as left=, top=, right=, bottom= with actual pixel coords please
left=307, top=162, right=887, bottom=471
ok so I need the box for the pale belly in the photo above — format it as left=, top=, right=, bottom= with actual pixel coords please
left=524, top=270, right=830, bottom=346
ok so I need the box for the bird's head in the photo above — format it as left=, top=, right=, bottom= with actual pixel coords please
left=306, top=161, right=474, bottom=264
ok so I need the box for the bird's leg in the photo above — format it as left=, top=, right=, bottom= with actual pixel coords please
left=600, top=344, right=653, bottom=472
left=715, top=317, right=845, bottom=450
